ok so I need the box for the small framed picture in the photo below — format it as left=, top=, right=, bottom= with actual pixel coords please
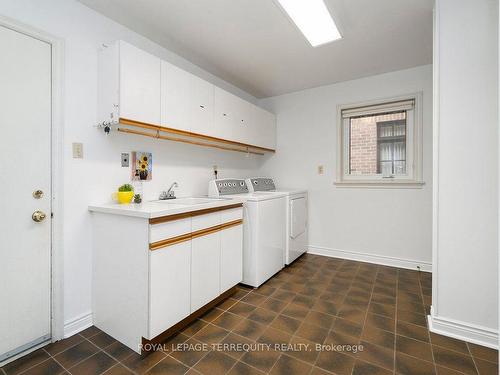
left=131, top=151, right=152, bottom=181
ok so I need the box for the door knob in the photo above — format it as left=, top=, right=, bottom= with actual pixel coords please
left=32, top=210, right=47, bottom=223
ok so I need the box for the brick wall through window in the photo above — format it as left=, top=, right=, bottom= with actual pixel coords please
left=349, top=112, right=406, bottom=175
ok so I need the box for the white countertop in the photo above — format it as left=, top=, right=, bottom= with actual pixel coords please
left=88, top=197, right=244, bottom=219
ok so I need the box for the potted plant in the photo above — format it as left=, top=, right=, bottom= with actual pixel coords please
left=115, top=183, right=134, bottom=204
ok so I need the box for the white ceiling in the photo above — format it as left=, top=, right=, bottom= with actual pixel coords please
left=78, top=0, right=433, bottom=98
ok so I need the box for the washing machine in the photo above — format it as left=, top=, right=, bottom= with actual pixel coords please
left=246, top=178, right=308, bottom=265
left=208, top=179, right=287, bottom=287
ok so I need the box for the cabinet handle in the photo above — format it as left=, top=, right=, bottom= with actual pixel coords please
left=200, top=105, right=205, bottom=109
left=223, top=113, right=227, bottom=116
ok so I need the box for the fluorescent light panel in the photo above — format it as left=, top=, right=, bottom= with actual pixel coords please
left=276, top=0, right=341, bottom=47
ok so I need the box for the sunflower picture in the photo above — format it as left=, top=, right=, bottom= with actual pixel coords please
left=131, top=151, right=152, bottom=181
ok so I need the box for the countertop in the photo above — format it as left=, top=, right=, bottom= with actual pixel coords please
left=88, top=197, right=243, bottom=219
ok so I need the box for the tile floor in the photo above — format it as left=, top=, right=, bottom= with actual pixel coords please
left=1, top=254, right=498, bottom=375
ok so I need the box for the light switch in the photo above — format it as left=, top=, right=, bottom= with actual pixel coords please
left=121, top=153, right=129, bottom=167
left=72, top=143, right=83, bottom=159
left=318, top=165, right=324, bottom=175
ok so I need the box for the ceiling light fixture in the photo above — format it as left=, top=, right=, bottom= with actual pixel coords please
left=275, top=0, right=342, bottom=47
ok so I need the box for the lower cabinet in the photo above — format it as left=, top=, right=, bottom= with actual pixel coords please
left=149, top=241, right=191, bottom=338
left=191, top=232, right=221, bottom=312
left=91, top=206, right=243, bottom=354
left=221, top=225, right=243, bottom=293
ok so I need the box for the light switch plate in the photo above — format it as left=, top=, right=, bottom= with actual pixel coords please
left=318, top=165, right=324, bottom=175
left=121, top=153, right=129, bottom=167
left=72, top=143, right=83, bottom=159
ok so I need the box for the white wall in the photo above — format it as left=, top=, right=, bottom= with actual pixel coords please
left=0, top=0, right=265, bottom=332
left=430, top=0, right=498, bottom=347
left=258, top=65, right=433, bottom=270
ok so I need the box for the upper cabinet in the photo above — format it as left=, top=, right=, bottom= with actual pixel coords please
left=252, top=105, right=277, bottom=150
left=161, top=61, right=191, bottom=132
left=161, top=61, right=215, bottom=134
left=189, top=74, right=215, bottom=135
left=98, top=40, right=161, bottom=125
left=98, top=40, right=276, bottom=152
left=213, top=87, right=239, bottom=140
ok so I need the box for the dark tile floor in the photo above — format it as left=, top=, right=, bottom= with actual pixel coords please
left=2, top=254, right=498, bottom=375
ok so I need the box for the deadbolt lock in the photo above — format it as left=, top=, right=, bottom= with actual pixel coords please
left=33, top=190, right=44, bottom=199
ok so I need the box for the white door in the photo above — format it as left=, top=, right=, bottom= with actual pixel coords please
left=232, top=98, right=251, bottom=144
left=220, top=225, right=243, bottom=292
left=149, top=242, right=191, bottom=338
left=214, top=87, right=237, bottom=140
left=189, top=75, right=214, bottom=136
left=288, top=195, right=308, bottom=264
left=256, top=198, right=286, bottom=284
left=252, top=107, right=277, bottom=150
left=161, top=60, right=191, bottom=132
left=0, top=25, right=52, bottom=361
left=119, top=40, right=161, bottom=125
left=290, top=197, right=307, bottom=239
left=191, top=233, right=220, bottom=312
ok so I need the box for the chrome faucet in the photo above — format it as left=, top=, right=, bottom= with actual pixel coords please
left=159, top=182, right=178, bottom=200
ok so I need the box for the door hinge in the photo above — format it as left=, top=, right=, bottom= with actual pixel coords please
left=51, top=212, right=54, bottom=218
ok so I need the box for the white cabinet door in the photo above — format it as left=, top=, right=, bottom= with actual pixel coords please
left=244, top=103, right=261, bottom=147
left=119, top=41, right=161, bottom=125
left=220, top=225, right=243, bottom=293
left=161, top=61, right=191, bottom=132
left=190, top=75, right=214, bottom=136
left=191, top=232, right=220, bottom=312
left=252, top=106, right=277, bottom=150
left=214, top=87, right=238, bottom=140
left=149, top=241, right=191, bottom=338
left=232, top=98, right=252, bottom=144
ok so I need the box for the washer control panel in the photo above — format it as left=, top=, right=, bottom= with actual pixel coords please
left=211, top=179, right=248, bottom=195
left=248, top=178, right=276, bottom=192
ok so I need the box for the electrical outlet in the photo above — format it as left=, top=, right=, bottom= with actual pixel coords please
left=121, top=153, right=129, bottom=167
left=318, top=165, right=324, bottom=175
left=72, top=143, right=83, bottom=159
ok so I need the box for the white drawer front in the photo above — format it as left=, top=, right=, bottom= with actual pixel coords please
left=192, top=211, right=221, bottom=232
left=149, top=218, right=191, bottom=243
left=220, top=207, right=243, bottom=224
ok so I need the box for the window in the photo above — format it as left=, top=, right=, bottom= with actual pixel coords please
left=336, top=94, right=423, bottom=187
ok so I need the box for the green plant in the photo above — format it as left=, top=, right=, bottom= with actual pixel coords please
left=133, top=194, right=142, bottom=204
left=118, top=183, right=134, bottom=192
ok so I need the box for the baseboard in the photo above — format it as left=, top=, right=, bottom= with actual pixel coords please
left=63, top=312, right=93, bottom=338
left=428, top=308, right=498, bottom=349
left=308, top=245, right=432, bottom=272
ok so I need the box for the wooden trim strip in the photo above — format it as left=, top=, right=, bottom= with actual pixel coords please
left=117, top=127, right=264, bottom=156
left=149, top=232, right=192, bottom=250
left=219, top=219, right=243, bottom=231
left=149, top=203, right=243, bottom=225
left=119, top=117, right=275, bottom=153
left=191, top=219, right=243, bottom=240
left=149, top=219, right=243, bottom=251
left=141, top=285, right=238, bottom=356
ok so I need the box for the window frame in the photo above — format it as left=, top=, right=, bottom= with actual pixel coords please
left=335, top=93, right=424, bottom=188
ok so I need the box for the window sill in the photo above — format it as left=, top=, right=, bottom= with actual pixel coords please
left=334, top=180, right=425, bottom=189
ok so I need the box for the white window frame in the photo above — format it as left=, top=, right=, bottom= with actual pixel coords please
left=335, top=93, right=424, bottom=188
